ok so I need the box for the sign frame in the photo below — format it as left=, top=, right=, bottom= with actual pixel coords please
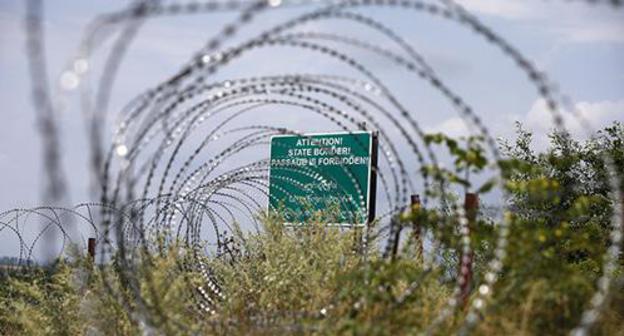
left=268, top=130, right=378, bottom=227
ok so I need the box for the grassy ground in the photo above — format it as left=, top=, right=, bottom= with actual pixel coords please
left=0, top=215, right=622, bottom=335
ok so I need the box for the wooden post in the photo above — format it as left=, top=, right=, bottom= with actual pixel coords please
left=88, top=238, right=96, bottom=262
left=459, top=193, right=478, bottom=307
left=391, top=194, right=422, bottom=261
left=390, top=218, right=402, bottom=260
left=410, top=194, right=423, bottom=264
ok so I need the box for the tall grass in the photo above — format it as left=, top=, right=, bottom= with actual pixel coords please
left=0, top=213, right=622, bottom=335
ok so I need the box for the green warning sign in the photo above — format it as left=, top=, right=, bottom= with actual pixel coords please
left=268, top=131, right=376, bottom=226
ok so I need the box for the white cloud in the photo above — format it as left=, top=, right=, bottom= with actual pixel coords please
left=426, top=116, right=470, bottom=138
left=555, top=22, right=624, bottom=44
left=453, top=0, right=533, bottom=19
left=527, top=98, right=623, bottom=134
left=524, top=98, right=624, bottom=148
left=426, top=99, right=623, bottom=152
left=454, top=0, right=624, bottom=44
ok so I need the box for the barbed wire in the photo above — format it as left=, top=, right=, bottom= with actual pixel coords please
left=5, top=0, right=622, bottom=335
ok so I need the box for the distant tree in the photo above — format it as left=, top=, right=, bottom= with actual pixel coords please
left=471, top=121, right=624, bottom=334
left=413, top=122, right=624, bottom=334
left=499, top=121, right=624, bottom=274
left=0, top=256, right=21, bottom=266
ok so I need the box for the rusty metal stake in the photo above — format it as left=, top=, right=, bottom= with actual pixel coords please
left=459, top=193, right=478, bottom=307
left=88, top=237, right=96, bottom=262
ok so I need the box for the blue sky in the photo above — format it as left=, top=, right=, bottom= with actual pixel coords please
left=0, top=1, right=623, bottom=257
